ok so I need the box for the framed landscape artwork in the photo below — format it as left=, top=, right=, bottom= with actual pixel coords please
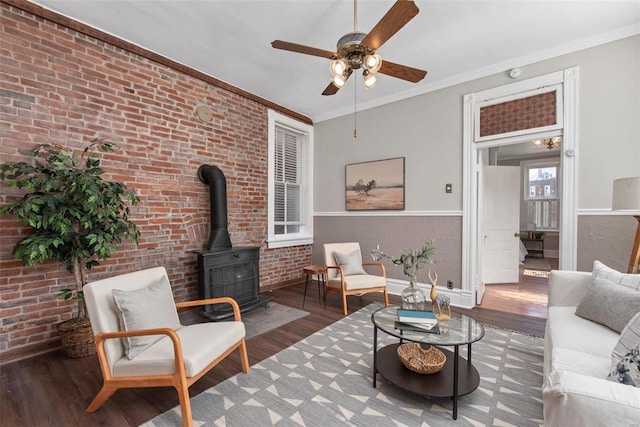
left=345, top=157, right=405, bottom=211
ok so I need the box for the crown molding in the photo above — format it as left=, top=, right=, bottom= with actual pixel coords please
left=314, top=24, right=640, bottom=123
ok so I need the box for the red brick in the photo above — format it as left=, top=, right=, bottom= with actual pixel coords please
left=0, top=3, right=311, bottom=356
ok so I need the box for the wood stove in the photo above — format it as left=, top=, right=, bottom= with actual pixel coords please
left=197, top=164, right=270, bottom=320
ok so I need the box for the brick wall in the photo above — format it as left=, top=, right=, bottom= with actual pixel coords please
left=0, top=4, right=311, bottom=356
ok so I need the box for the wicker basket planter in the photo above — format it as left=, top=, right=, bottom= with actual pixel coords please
left=56, top=317, right=96, bottom=358
left=397, top=342, right=446, bottom=374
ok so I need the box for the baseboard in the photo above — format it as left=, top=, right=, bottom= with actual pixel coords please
left=0, top=340, right=61, bottom=366
left=385, top=278, right=475, bottom=309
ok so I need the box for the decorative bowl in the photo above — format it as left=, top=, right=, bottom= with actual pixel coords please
left=397, top=342, right=446, bottom=374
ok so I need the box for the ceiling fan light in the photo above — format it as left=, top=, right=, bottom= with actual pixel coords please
left=533, top=136, right=562, bottom=150
left=363, top=70, right=378, bottom=89
left=364, top=53, right=382, bottom=73
left=332, top=74, right=347, bottom=88
left=330, top=59, right=348, bottom=77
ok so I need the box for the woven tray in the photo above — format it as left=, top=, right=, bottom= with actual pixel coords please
left=397, top=342, right=446, bottom=374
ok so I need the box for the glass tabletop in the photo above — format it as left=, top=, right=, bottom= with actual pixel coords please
left=371, top=305, right=485, bottom=346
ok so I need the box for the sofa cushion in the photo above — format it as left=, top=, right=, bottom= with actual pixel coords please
left=575, top=276, right=640, bottom=333
left=592, top=260, right=640, bottom=291
left=333, top=249, right=367, bottom=276
left=607, top=344, right=640, bottom=387
left=113, top=321, right=245, bottom=378
left=112, top=276, right=182, bottom=359
left=327, top=274, right=386, bottom=291
left=546, top=306, right=619, bottom=359
left=551, top=346, right=612, bottom=379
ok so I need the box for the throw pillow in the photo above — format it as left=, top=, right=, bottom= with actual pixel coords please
left=606, top=344, right=640, bottom=387
left=333, top=249, right=367, bottom=276
left=575, top=276, right=640, bottom=333
left=112, top=276, right=182, bottom=359
left=612, top=312, right=640, bottom=369
left=592, top=260, right=640, bottom=291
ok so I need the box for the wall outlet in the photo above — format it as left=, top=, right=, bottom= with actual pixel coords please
left=446, top=280, right=453, bottom=289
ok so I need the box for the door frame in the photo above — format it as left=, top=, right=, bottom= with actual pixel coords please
left=462, top=67, right=579, bottom=306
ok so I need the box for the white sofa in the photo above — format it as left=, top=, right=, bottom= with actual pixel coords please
left=543, top=270, right=640, bottom=426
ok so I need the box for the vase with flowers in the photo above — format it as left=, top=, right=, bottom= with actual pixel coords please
left=372, top=240, right=436, bottom=310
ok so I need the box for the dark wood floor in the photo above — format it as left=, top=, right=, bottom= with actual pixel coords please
left=0, top=283, right=546, bottom=427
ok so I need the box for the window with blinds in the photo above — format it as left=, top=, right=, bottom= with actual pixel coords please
left=267, top=110, right=313, bottom=248
left=523, top=160, right=560, bottom=232
left=274, top=126, right=305, bottom=235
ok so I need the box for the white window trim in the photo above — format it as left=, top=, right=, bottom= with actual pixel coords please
left=267, top=110, right=314, bottom=249
left=521, top=159, right=561, bottom=232
left=521, top=159, right=561, bottom=201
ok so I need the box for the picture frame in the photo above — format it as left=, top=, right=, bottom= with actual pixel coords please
left=345, top=157, right=405, bottom=211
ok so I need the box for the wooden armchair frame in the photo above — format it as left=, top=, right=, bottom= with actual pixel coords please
left=86, top=297, right=249, bottom=427
left=325, top=262, right=389, bottom=315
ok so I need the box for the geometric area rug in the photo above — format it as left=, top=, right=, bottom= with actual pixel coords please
left=142, top=303, right=544, bottom=426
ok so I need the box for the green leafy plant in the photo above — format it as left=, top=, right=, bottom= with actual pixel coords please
left=0, top=139, right=140, bottom=318
left=371, top=240, right=436, bottom=278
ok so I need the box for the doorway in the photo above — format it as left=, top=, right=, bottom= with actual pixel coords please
left=478, top=139, right=562, bottom=318
left=461, top=67, right=580, bottom=308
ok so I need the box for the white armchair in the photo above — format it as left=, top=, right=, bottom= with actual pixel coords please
left=323, top=242, right=389, bottom=315
left=83, top=266, right=249, bottom=427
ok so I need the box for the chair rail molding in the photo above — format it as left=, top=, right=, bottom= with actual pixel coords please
left=314, top=210, right=463, bottom=217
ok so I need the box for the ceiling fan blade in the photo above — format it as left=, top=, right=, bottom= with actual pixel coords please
left=271, top=40, right=337, bottom=59
left=361, top=0, right=419, bottom=51
left=322, top=82, right=340, bottom=96
left=322, top=70, right=353, bottom=96
left=378, top=60, right=427, bottom=83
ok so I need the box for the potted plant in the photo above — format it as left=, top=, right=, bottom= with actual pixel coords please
left=0, top=139, right=140, bottom=357
left=372, top=240, right=436, bottom=310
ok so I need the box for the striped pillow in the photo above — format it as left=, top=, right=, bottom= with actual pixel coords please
left=593, top=260, right=640, bottom=291
left=611, top=311, right=640, bottom=371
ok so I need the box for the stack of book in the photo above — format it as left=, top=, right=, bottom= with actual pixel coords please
left=395, top=308, right=440, bottom=334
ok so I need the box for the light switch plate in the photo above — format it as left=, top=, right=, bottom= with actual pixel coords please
left=445, top=184, right=452, bottom=193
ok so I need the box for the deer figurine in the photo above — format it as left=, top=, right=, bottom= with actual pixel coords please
left=434, top=294, right=451, bottom=320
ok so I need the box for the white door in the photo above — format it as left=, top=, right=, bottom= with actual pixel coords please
left=479, top=166, right=521, bottom=300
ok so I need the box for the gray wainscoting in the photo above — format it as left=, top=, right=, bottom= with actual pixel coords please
left=577, top=214, right=638, bottom=273
left=313, top=215, right=463, bottom=289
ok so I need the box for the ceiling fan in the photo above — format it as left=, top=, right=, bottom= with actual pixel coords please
left=272, top=0, right=427, bottom=96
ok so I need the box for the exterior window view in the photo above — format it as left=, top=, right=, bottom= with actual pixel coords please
left=526, top=164, right=560, bottom=231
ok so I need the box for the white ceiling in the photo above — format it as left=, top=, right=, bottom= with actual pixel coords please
left=31, top=1, right=640, bottom=123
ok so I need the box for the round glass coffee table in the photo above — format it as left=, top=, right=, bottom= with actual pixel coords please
left=371, top=305, right=485, bottom=420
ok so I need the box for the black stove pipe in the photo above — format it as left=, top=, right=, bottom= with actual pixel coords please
left=197, top=164, right=232, bottom=250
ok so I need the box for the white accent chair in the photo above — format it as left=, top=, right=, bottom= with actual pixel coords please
left=83, top=266, right=249, bottom=427
left=323, top=242, right=389, bottom=315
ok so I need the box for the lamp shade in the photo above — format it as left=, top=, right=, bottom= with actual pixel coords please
left=330, top=59, right=347, bottom=77
left=332, top=74, right=346, bottom=88
left=612, top=177, right=640, bottom=211
left=364, top=54, right=382, bottom=73
left=363, top=71, right=378, bottom=89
